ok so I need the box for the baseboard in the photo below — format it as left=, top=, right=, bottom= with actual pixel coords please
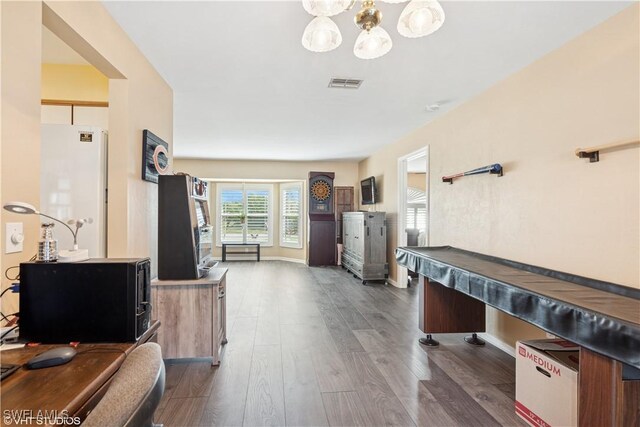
left=479, top=332, right=516, bottom=357
left=263, top=256, right=307, bottom=264
left=213, top=256, right=306, bottom=264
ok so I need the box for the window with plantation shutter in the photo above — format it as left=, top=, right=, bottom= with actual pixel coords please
left=280, top=182, right=303, bottom=248
left=406, top=204, right=427, bottom=231
left=220, top=186, right=244, bottom=243
left=246, top=188, right=270, bottom=243
left=216, top=183, right=273, bottom=246
left=406, top=187, right=427, bottom=231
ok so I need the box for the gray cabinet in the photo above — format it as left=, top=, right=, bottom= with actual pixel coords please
left=341, top=212, right=388, bottom=284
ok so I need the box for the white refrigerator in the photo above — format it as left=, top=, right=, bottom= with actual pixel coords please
left=40, top=124, right=108, bottom=257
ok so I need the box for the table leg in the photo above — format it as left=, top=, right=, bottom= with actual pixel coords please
left=222, top=245, right=226, bottom=262
left=418, top=275, right=486, bottom=337
left=578, top=347, right=640, bottom=426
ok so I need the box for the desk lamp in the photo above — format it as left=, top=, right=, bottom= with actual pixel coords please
left=3, top=201, right=92, bottom=262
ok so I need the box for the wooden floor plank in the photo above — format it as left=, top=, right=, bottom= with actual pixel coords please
left=494, top=382, right=516, bottom=400
left=157, top=261, right=522, bottom=427
left=426, top=346, right=526, bottom=426
left=420, top=361, right=502, bottom=427
left=157, top=361, right=188, bottom=412
left=199, top=316, right=257, bottom=426
left=282, top=346, right=329, bottom=426
left=437, top=340, right=515, bottom=385
left=341, top=351, right=416, bottom=426
left=368, top=351, right=458, bottom=426
left=255, top=291, right=281, bottom=346
left=322, top=391, right=376, bottom=427
left=318, top=281, right=372, bottom=330
left=315, top=296, right=366, bottom=353
left=157, top=397, right=208, bottom=427
left=310, top=343, right=356, bottom=393
left=243, top=344, right=286, bottom=427
left=171, top=361, right=217, bottom=398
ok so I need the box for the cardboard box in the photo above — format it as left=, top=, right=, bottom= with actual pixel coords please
left=515, top=339, right=579, bottom=427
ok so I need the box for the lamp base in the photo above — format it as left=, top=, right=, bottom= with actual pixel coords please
left=58, top=249, right=89, bottom=262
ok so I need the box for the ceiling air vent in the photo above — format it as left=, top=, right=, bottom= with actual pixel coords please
left=328, top=78, right=363, bottom=89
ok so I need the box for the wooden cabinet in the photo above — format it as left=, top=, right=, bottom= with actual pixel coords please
left=151, top=268, right=227, bottom=365
left=341, top=212, right=388, bottom=284
left=334, top=186, right=354, bottom=244
left=309, top=221, right=336, bottom=265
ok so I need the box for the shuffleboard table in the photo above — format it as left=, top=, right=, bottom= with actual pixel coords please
left=396, top=246, right=640, bottom=426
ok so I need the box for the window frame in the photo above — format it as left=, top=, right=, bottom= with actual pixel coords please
left=279, top=182, right=304, bottom=249
left=216, top=183, right=274, bottom=247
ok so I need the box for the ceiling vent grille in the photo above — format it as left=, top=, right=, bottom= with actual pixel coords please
left=328, top=78, right=363, bottom=89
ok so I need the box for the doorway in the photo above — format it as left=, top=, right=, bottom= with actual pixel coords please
left=397, top=147, right=429, bottom=288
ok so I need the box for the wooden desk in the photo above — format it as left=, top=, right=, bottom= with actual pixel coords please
left=0, top=321, right=159, bottom=425
left=396, top=246, right=640, bottom=427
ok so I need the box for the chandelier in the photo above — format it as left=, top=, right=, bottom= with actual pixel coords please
left=301, top=0, right=445, bottom=59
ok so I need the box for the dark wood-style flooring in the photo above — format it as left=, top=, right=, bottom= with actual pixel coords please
left=155, top=261, right=525, bottom=426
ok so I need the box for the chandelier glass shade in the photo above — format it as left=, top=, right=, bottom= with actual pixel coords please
left=301, top=0, right=444, bottom=59
left=302, top=16, right=343, bottom=52
left=302, top=0, right=353, bottom=17
left=353, top=27, right=393, bottom=59
left=397, top=0, right=445, bottom=38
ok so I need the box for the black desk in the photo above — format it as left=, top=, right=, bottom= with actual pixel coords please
left=222, top=243, right=260, bottom=261
left=396, top=246, right=640, bottom=426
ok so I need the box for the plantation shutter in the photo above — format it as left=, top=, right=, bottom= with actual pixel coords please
left=281, top=184, right=302, bottom=247
left=246, top=189, right=270, bottom=243
left=407, top=204, right=427, bottom=231
left=220, top=188, right=244, bottom=243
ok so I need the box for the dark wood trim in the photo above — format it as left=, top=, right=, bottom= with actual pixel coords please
left=578, top=347, right=640, bottom=427
left=41, top=99, right=109, bottom=107
left=419, top=276, right=486, bottom=334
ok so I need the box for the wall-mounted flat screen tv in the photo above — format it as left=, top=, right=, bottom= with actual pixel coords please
left=361, top=176, right=377, bottom=205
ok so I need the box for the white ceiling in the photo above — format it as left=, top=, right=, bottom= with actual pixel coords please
left=102, top=1, right=631, bottom=162
left=42, top=26, right=89, bottom=65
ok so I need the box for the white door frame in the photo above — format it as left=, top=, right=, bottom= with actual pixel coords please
left=397, top=147, right=429, bottom=288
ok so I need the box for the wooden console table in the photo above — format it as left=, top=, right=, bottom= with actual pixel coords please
left=222, top=243, right=260, bottom=261
left=396, top=246, right=640, bottom=427
left=151, top=268, right=227, bottom=365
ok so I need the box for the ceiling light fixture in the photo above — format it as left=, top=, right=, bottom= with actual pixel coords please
left=302, top=0, right=445, bottom=60
left=302, top=16, right=343, bottom=52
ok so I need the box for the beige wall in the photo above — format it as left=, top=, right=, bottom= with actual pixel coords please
left=176, top=159, right=359, bottom=186
left=41, top=63, right=109, bottom=102
left=1, top=1, right=173, bottom=314
left=1, top=1, right=43, bottom=315
left=358, top=5, right=640, bottom=346
left=174, top=159, right=360, bottom=262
